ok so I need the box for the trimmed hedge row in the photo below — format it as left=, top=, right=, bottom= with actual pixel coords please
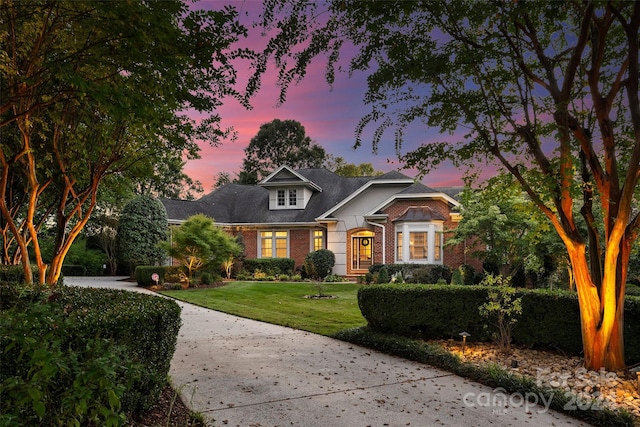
left=0, top=284, right=182, bottom=425
left=358, top=284, right=640, bottom=365
left=242, top=258, right=295, bottom=276
left=0, top=264, right=63, bottom=286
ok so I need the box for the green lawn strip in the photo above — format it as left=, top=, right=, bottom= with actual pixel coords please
left=159, top=281, right=366, bottom=336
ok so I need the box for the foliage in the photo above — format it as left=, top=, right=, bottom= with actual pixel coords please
left=56, top=286, right=182, bottom=413
left=478, top=275, right=523, bottom=351
left=323, top=155, right=383, bottom=177
left=376, top=267, right=389, bottom=284
left=158, top=214, right=240, bottom=287
left=335, top=327, right=634, bottom=427
left=238, top=119, right=326, bottom=184
left=116, top=196, right=168, bottom=274
left=449, top=174, right=566, bottom=280
left=357, top=284, right=640, bottom=365
left=0, top=0, right=250, bottom=285
left=254, top=0, right=640, bottom=370
left=0, top=284, right=182, bottom=424
left=134, top=266, right=165, bottom=288
left=242, top=258, right=295, bottom=277
left=303, top=249, right=336, bottom=280
left=369, top=263, right=454, bottom=284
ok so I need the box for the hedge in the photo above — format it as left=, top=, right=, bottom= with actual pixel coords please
left=242, top=258, right=295, bottom=276
left=134, top=265, right=166, bottom=287
left=358, top=284, right=640, bottom=365
left=369, top=263, right=453, bottom=284
left=0, top=265, right=63, bottom=286
left=0, top=284, right=182, bottom=425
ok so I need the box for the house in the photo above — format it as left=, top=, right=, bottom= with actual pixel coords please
left=161, top=166, right=480, bottom=278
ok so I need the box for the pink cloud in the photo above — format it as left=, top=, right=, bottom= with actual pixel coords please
left=184, top=0, right=497, bottom=193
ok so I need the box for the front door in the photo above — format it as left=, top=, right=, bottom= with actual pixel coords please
left=352, top=233, right=374, bottom=271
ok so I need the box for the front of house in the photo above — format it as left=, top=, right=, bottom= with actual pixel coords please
left=161, top=166, right=480, bottom=277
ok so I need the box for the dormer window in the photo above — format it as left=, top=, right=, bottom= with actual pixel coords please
left=275, top=188, right=300, bottom=208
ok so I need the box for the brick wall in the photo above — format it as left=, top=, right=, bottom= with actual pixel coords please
left=380, top=199, right=483, bottom=272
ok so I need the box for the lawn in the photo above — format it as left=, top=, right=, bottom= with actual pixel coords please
left=159, top=281, right=367, bottom=336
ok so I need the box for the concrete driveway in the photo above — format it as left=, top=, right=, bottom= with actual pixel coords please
left=65, top=276, right=589, bottom=427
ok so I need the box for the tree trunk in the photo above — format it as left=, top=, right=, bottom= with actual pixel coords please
left=568, top=243, right=625, bottom=371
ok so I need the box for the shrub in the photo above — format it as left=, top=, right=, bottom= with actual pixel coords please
left=1, top=302, right=134, bottom=426
left=377, top=267, right=390, bottom=284
left=303, top=249, right=335, bottom=280
left=56, top=286, right=182, bottom=413
left=242, top=258, right=295, bottom=276
left=478, top=274, right=522, bottom=350
left=0, top=265, right=62, bottom=286
left=134, top=265, right=164, bottom=287
left=164, top=266, right=187, bottom=284
left=358, top=285, right=640, bottom=365
left=0, top=284, right=181, bottom=424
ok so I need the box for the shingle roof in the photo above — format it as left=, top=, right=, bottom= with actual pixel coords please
left=162, top=168, right=445, bottom=224
left=393, top=206, right=446, bottom=222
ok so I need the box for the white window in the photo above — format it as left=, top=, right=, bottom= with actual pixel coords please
left=409, top=232, right=428, bottom=260
left=273, top=188, right=299, bottom=208
left=260, top=231, right=288, bottom=258
left=395, top=222, right=444, bottom=264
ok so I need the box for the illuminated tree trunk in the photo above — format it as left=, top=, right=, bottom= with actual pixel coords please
left=567, top=241, right=626, bottom=371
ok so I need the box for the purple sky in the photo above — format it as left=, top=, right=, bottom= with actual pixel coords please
left=184, top=1, right=499, bottom=192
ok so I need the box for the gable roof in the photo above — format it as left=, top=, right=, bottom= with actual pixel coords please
left=258, top=165, right=323, bottom=192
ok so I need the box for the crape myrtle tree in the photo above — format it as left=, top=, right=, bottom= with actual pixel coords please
left=0, top=0, right=251, bottom=285
left=250, top=1, right=639, bottom=370
left=238, top=119, right=326, bottom=184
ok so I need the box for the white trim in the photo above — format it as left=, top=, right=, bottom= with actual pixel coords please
left=368, top=193, right=460, bottom=216
left=367, top=220, right=385, bottom=265
left=317, top=178, right=413, bottom=219
left=259, top=165, right=322, bottom=192
left=395, top=221, right=444, bottom=264
left=258, top=230, right=290, bottom=258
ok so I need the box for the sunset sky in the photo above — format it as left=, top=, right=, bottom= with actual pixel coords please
left=184, top=1, right=498, bottom=192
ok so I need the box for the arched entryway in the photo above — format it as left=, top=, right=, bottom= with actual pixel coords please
left=351, top=230, right=375, bottom=272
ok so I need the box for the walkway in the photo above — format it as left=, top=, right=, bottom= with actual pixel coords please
left=65, top=277, right=590, bottom=426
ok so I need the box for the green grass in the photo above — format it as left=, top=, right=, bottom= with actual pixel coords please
left=159, top=281, right=366, bottom=336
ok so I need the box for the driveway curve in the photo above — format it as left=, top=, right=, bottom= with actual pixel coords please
left=65, top=277, right=589, bottom=427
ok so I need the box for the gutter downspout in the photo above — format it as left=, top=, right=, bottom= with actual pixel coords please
left=367, top=221, right=386, bottom=265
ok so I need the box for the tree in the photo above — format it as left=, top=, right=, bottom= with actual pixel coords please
left=253, top=1, right=639, bottom=370
left=448, top=173, right=567, bottom=283
left=324, top=155, right=384, bottom=177
left=238, top=119, right=326, bottom=184
left=116, top=195, right=168, bottom=274
left=159, top=214, right=241, bottom=287
left=0, top=0, right=249, bottom=285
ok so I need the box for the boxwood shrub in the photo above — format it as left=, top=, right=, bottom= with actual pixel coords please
left=242, top=258, right=295, bottom=276
left=369, top=263, right=453, bottom=284
left=134, top=265, right=165, bottom=287
left=0, top=284, right=182, bottom=425
left=358, top=284, right=640, bottom=365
